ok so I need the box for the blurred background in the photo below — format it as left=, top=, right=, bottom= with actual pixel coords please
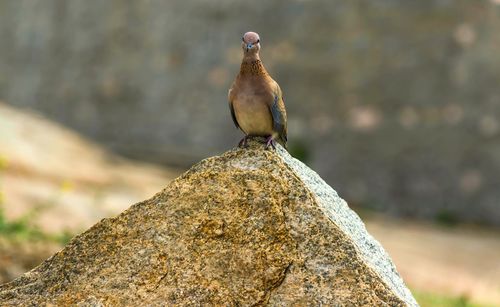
left=0, top=1, right=499, bottom=306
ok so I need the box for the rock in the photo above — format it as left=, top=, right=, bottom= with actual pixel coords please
left=0, top=139, right=418, bottom=306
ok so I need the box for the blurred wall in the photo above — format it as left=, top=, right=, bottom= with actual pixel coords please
left=1, top=0, right=500, bottom=225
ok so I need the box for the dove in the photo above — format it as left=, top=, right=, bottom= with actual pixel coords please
left=228, top=31, right=288, bottom=149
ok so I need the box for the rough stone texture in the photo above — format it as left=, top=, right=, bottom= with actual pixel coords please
left=0, top=140, right=417, bottom=306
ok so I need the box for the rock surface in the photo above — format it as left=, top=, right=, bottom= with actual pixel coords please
left=0, top=140, right=417, bottom=306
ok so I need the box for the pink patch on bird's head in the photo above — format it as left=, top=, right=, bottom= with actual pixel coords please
left=243, top=32, right=260, bottom=44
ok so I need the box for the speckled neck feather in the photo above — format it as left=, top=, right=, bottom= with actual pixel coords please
left=239, top=60, right=268, bottom=76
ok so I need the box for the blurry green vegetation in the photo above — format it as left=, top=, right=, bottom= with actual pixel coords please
left=413, top=289, right=487, bottom=307
left=435, top=209, right=459, bottom=227
left=289, top=139, right=311, bottom=164
left=0, top=157, right=73, bottom=245
left=0, top=204, right=73, bottom=245
left=0, top=204, right=45, bottom=241
left=348, top=205, right=372, bottom=220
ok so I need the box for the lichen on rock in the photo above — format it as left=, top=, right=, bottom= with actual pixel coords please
left=0, top=139, right=418, bottom=306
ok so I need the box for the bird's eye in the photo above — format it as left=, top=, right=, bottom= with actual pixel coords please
left=242, top=37, right=244, bottom=41
left=257, top=39, right=260, bottom=43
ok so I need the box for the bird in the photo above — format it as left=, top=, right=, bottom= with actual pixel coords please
left=228, top=31, right=287, bottom=149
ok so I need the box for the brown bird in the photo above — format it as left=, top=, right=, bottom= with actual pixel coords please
left=228, top=31, right=287, bottom=149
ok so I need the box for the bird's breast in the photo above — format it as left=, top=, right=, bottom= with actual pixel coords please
left=233, top=93, right=274, bottom=137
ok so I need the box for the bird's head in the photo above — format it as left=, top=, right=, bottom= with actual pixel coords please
left=241, top=31, right=261, bottom=55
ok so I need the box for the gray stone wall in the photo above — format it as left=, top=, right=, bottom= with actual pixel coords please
left=1, top=0, right=499, bottom=224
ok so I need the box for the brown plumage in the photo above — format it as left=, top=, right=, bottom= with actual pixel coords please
left=228, top=31, right=288, bottom=149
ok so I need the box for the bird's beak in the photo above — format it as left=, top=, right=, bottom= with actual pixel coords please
left=246, top=43, right=253, bottom=52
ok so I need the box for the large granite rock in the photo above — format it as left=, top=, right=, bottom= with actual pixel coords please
left=0, top=140, right=417, bottom=306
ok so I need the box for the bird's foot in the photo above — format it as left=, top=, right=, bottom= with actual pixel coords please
left=238, top=135, right=250, bottom=148
left=265, top=136, right=276, bottom=150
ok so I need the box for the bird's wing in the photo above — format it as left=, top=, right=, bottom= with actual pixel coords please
left=228, top=88, right=240, bottom=129
left=269, top=83, right=288, bottom=144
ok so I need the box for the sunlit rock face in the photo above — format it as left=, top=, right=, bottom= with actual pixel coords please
left=0, top=141, right=417, bottom=306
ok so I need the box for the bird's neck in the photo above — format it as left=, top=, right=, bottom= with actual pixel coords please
left=239, top=54, right=268, bottom=76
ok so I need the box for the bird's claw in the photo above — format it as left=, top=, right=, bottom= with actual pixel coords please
left=238, top=136, right=249, bottom=148
left=265, top=136, right=276, bottom=150
left=238, top=135, right=276, bottom=149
